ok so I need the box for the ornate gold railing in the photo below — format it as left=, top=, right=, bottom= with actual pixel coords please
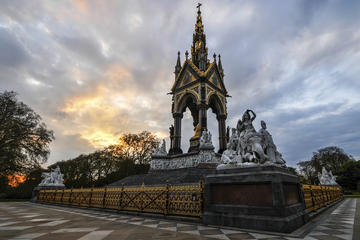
left=301, top=184, right=342, bottom=213
left=37, top=181, right=341, bottom=217
left=37, top=181, right=204, bottom=218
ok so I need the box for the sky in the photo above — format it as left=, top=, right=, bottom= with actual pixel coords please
left=1, top=0, right=359, bottom=167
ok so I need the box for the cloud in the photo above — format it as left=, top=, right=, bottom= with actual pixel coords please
left=0, top=0, right=359, bottom=167
left=0, top=27, right=28, bottom=67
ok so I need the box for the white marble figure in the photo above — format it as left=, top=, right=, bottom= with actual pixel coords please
left=218, top=109, right=286, bottom=169
left=199, top=129, right=214, bottom=149
left=237, top=110, right=268, bottom=164
left=318, top=167, right=338, bottom=185
left=259, top=120, right=286, bottom=165
left=218, top=128, right=242, bottom=169
left=153, top=139, right=167, bottom=157
left=39, top=166, right=65, bottom=187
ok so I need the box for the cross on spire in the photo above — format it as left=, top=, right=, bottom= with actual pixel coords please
left=197, top=3, right=202, bottom=12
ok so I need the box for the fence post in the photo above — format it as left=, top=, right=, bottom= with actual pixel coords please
left=89, top=187, right=93, bottom=207
left=103, top=185, right=107, bottom=209
left=53, top=190, right=56, bottom=203
left=141, top=182, right=145, bottom=212
left=165, top=180, right=169, bottom=216
left=60, top=189, right=64, bottom=204
left=70, top=188, right=73, bottom=205
left=310, top=185, right=315, bottom=210
left=199, top=180, right=204, bottom=218
left=119, top=184, right=124, bottom=211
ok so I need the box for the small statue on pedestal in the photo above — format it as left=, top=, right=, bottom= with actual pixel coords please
left=153, top=139, right=167, bottom=157
left=199, top=129, right=214, bottom=150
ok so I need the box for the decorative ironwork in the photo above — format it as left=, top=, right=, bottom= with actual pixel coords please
left=37, top=182, right=341, bottom=218
left=301, top=184, right=342, bottom=213
left=89, top=188, right=106, bottom=208
left=104, top=187, right=122, bottom=210
left=168, top=181, right=203, bottom=217
left=37, top=181, right=204, bottom=218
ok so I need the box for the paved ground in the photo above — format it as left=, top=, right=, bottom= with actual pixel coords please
left=0, top=199, right=358, bottom=240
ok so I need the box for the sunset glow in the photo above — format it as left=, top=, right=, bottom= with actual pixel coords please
left=8, top=175, right=27, bottom=187
left=0, top=1, right=359, bottom=166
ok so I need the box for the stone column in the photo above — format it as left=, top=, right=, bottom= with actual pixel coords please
left=198, top=104, right=208, bottom=133
left=217, top=114, right=227, bottom=153
left=173, top=113, right=183, bottom=154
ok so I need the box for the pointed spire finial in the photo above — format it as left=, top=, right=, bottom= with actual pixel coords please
left=174, top=51, right=181, bottom=76
left=185, top=50, right=189, bottom=60
left=213, top=53, right=217, bottom=62
left=218, top=54, right=224, bottom=78
left=195, top=3, right=204, bottom=34
left=191, top=3, right=208, bottom=70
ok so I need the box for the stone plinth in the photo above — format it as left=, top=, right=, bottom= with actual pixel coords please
left=31, top=185, right=65, bottom=203
left=203, top=166, right=308, bottom=233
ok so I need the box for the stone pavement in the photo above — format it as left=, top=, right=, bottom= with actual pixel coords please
left=0, top=199, right=358, bottom=240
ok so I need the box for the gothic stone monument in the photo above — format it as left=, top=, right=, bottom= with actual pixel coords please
left=112, top=4, right=309, bottom=233
left=168, top=3, right=228, bottom=155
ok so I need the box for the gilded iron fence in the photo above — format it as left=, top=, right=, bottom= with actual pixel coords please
left=301, top=184, right=342, bottom=213
left=37, top=182, right=341, bottom=217
left=38, top=181, right=204, bottom=218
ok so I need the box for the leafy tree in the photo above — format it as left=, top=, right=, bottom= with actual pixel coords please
left=337, top=161, right=360, bottom=191
left=297, top=146, right=354, bottom=184
left=47, top=131, right=158, bottom=188
left=106, top=131, right=160, bottom=164
left=286, top=166, right=299, bottom=176
left=0, top=91, right=54, bottom=177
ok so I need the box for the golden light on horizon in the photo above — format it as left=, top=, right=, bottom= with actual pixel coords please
left=8, top=175, right=27, bottom=187
left=84, top=130, right=120, bottom=148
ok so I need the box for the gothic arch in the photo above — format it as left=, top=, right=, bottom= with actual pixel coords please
left=207, top=93, right=225, bottom=117
left=175, top=92, right=198, bottom=112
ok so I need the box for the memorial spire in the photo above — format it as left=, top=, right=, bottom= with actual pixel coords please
left=191, top=3, right=208, bottom=71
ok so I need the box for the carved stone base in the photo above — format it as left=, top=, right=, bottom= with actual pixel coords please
left=203, top=166, right=309, bottom=233
left=150, top=149, right=220, bottom=171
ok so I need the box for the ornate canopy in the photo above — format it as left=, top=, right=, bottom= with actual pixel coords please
left=169, top=4, right=229, bottom=154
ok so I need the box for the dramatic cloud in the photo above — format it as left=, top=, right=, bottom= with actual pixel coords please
left=0, top=0, right=359, bottom=167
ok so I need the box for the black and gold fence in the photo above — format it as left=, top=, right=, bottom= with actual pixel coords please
left=37, top=181, right=204, bottom=217
left=302, top=184, right=342, bottom=213
left=37, top=182, right=342, bottom=218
